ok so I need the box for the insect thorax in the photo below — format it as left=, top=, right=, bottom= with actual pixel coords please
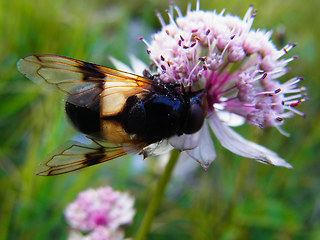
left=120, top=91, right=188, bottom=143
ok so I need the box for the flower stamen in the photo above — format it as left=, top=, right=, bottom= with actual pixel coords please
left=144, top=1, right=307, bottom=154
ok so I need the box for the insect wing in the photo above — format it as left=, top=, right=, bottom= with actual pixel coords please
left=17, top=54, right=159, bottom=174
left=17, top=54, right=156, bottom=97
left=35, top=138, right=141, bottom=176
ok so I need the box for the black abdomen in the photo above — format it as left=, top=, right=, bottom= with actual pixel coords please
left=65, top=88, right=189, bottom=144
left=65, top=101, right=100, bottom=136
left=65, top=86, right=102, bottom=137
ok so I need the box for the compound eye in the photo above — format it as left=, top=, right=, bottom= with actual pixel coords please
left=183, top=103, right=205, bottom=134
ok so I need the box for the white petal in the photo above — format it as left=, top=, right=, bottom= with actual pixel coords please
left=174, top=152, right=200, bottom=178
left=217, top=111, right=245, bottom=127
left=169, top=131, right=200, bottom=151
left=142, top=140, right=173, bottom=158
left=129, top=55, right=148, bottom=75
left=208, top=112, right=293, bottom=168
left=185, top=123, right=217, bottom=170
left=108, top=56, right=133, bottom=73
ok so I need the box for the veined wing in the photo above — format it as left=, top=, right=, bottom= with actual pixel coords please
left=17, top=54, right=157, bottom=95
left=36, top=137, right=144, bottom=176
left=17, top=54, right=159, bottom=113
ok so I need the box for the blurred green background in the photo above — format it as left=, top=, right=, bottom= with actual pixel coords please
left=0, top=0, right=319, bottom=239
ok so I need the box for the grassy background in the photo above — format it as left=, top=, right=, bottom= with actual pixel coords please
left=0, top=0, right=319, bottom=239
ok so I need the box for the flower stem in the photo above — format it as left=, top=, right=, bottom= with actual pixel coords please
left=135, top=149, right=180, bottom=240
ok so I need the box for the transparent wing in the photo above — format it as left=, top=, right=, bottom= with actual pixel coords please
left=36, top=137, right=143, bottom=176
left=17, top=54, right=160, bottom=113
left=17, top=54, right=157, bottom=95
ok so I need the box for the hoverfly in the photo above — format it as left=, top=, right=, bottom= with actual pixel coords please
left=17, top=54, right=207, bottom=176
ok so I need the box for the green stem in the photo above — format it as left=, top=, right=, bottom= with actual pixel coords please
left=135, top=149, right=180, bottom=240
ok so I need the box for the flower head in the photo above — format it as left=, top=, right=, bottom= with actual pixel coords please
left=137, top=1, right=307, bottom=169
left=65, top=186, right=135, bottom=232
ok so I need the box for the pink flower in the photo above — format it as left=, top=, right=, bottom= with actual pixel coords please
left=65, top=186, right=135, bottom=232
left=137, top=1, right=307, bottom=169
